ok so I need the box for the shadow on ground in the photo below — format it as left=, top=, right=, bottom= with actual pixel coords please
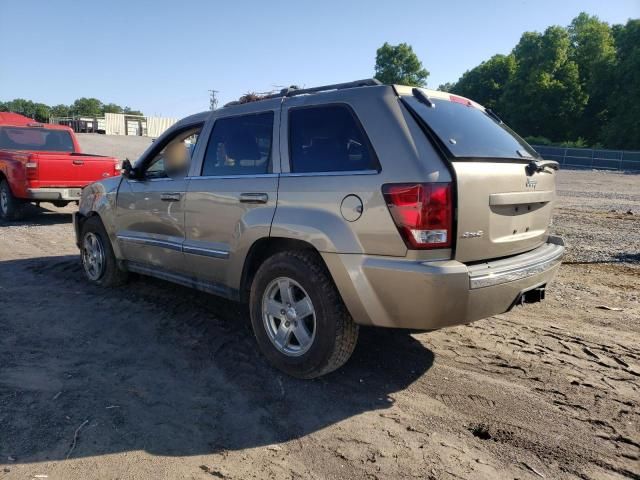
left=0, top=255, right=434, bottom=463
left=0, top=205, right=72, bottom=227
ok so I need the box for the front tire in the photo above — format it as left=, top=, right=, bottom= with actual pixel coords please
left=80, top=216, right=128, bottom=287
left=250, top=250, right=359, bottom=379
left=0, top=180, right=25, bottom=221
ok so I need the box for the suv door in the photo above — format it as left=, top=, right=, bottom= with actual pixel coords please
left=183, top=103, right=280, bottom=295
left=115, top=123, right=203, bottom=273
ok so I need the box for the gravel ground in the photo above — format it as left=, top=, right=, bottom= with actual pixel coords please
left=0, top=169, right=638, bottom=480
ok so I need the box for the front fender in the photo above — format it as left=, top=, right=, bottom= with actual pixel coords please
left=78, top=177, right=123, bottom=257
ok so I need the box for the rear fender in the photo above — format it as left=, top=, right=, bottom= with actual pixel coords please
left=269, top=206, right=363, bottom=253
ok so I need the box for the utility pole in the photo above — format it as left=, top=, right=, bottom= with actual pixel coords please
left=208, top=89, right=219, bottom=111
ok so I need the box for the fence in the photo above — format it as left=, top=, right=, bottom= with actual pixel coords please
left=532, top=145, right=640, bottom=172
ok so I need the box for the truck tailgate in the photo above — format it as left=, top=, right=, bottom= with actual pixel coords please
left=35, top=153, right=116, bottom=187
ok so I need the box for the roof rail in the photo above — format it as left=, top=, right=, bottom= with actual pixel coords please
left=263, top=78, right=382, bottom=100
left=224, top=79, right=383, bottom=107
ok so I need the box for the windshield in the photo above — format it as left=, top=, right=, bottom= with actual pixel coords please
left=0, top=127, right=75, bottom=152
left=403, top=94, right=538, bottom=160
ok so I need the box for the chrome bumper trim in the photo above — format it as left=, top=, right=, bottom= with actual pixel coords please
left=467, top=236, right=565, bottom=289
left=27, top=187, right=82, bottom=201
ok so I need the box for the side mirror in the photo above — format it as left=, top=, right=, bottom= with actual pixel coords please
left=121, top=158, right=138, bottom=179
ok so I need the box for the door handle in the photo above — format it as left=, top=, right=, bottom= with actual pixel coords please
left=160, top=192, right=182, bottom=202
left=72, top=159, right=84, bottom=165
left=239, top=192, right=268, bottom=204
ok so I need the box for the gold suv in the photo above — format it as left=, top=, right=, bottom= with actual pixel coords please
left=73, top=79, right=564, bottom=378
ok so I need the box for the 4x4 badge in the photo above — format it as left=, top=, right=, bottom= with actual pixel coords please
left=526, top=178, right=538, bottom=189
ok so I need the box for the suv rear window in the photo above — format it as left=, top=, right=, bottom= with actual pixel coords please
left=403, top=93, right=538, bottom=160
left=289, top=105, right=378, bottom=173
left=0, top=127, right=74, bottom=152
left=201, top=112, right=274, bottom=176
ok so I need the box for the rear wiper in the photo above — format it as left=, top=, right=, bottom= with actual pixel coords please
left=412, top=88, right=435, bottom=108
left=527, top=159, right=560, bottom=174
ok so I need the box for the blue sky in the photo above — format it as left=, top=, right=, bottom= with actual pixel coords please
left=1, top=0, right=637, bottom=118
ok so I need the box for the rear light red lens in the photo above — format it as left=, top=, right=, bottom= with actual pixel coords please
left=382, top=182, right=452, bottom=249
left=25, top=157, right=38, bottom=181
left=449, top=95, right=472, bottom=106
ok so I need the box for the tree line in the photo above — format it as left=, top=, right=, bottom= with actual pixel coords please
left=0, top=97, right=144, bottom=122
left=375, top=14, right=639, bottom=150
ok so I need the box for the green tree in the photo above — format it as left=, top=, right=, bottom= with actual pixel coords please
left=449, top=54, right=516, bottom=112
left=123, top=106, right=144, bottom=116
left=374, top=42, right=429, bottom=86
left=70, top=97, right=103, bottom=117
left=603, top=19, right=640, bottom=149
left=32, top=103, right=51, bottom=122
left=50, top=104, right=70, bottom=118
left=102, top=103, right=123, bottom=114
left=501, top=26, right=587, bottom=141
left=568, top=13, right=616, bottom=144
left=437, top=82, right=457, bottom=92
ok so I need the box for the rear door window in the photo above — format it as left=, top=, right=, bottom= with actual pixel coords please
left=288, top=105, right=378, bottom=173
left=201, top=112, right=274, bottom=176
left=403, top=93, right=538, bottom=160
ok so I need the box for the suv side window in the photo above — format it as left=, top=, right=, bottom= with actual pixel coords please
left=145, top=125, right=202, bottom=179
left=289, top=105, right=378, bottom=173
left=201, top=112, right=274, bottom=176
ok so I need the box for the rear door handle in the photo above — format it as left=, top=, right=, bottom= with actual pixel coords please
left=239, top=193, right=268, bottom=204
left=160, top=192, right=182, bottom=202
left=72, top=159, right=84, bottom=165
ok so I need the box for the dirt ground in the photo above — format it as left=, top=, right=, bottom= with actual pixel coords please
left=0, top=169, right=638, bottom=480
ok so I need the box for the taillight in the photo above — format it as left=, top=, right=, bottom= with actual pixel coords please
left=382, top=182, right=452, bottom=249
left=114, top=159, right=122, bottom=173
left=25, top=158, right=38, bottom=180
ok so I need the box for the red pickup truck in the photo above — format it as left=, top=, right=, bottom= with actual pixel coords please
left=0, top=112, right=120, bottom=220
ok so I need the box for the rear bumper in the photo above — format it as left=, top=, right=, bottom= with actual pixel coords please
left=26, top=187, right=82, bottom=202
left=322, top=235, right=565, bottom=330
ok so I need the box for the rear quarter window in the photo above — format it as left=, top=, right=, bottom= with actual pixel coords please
left=288, top=104, right=378, bottom=173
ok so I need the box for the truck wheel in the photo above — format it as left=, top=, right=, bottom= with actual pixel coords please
left=250, top=250, right=359, bottom=379
left=0, top=179, right=24, bottom=221
left=80, top=215, right=128, bottom=287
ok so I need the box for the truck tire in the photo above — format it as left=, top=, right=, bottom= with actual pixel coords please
left=0, top=179, right=25, bottom=221
left=80, top=215, right=128, bottom=287
left=250, top=250, right=359, bottom=379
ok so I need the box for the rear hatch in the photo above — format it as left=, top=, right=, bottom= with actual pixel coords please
left=398, top=87, right=558, bottom=263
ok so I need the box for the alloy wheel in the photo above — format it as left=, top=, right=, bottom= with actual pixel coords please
left=262, top=277, right=317, bottom=356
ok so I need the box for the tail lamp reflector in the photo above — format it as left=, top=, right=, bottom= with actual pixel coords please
left=382, top=182, right=452, bottom=249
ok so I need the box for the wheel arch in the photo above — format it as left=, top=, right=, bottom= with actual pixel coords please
left=239, top=237, right=328, bottom=304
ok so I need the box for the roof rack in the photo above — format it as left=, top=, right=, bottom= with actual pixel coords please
left=224, top=79, right=383, bottom=107
left=274, top=78, right=382, bottom=98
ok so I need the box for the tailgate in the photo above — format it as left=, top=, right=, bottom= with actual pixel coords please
left=453, top=161, right=556, bottom=262
left=72, top=154, right=118, bottom=184
left=36, top=153, right=116, bottom=187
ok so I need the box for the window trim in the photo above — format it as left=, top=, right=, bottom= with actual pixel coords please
left=287, top=103, right=381, bottom=175
left=199, top=110, right=275, bottom=178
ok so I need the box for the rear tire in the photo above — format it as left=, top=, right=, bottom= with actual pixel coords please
left=250, top=250, right=359, bottom=379
left=0, top=180, right=25, bottom=221
left=80, top=215, right=128, bottom=287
